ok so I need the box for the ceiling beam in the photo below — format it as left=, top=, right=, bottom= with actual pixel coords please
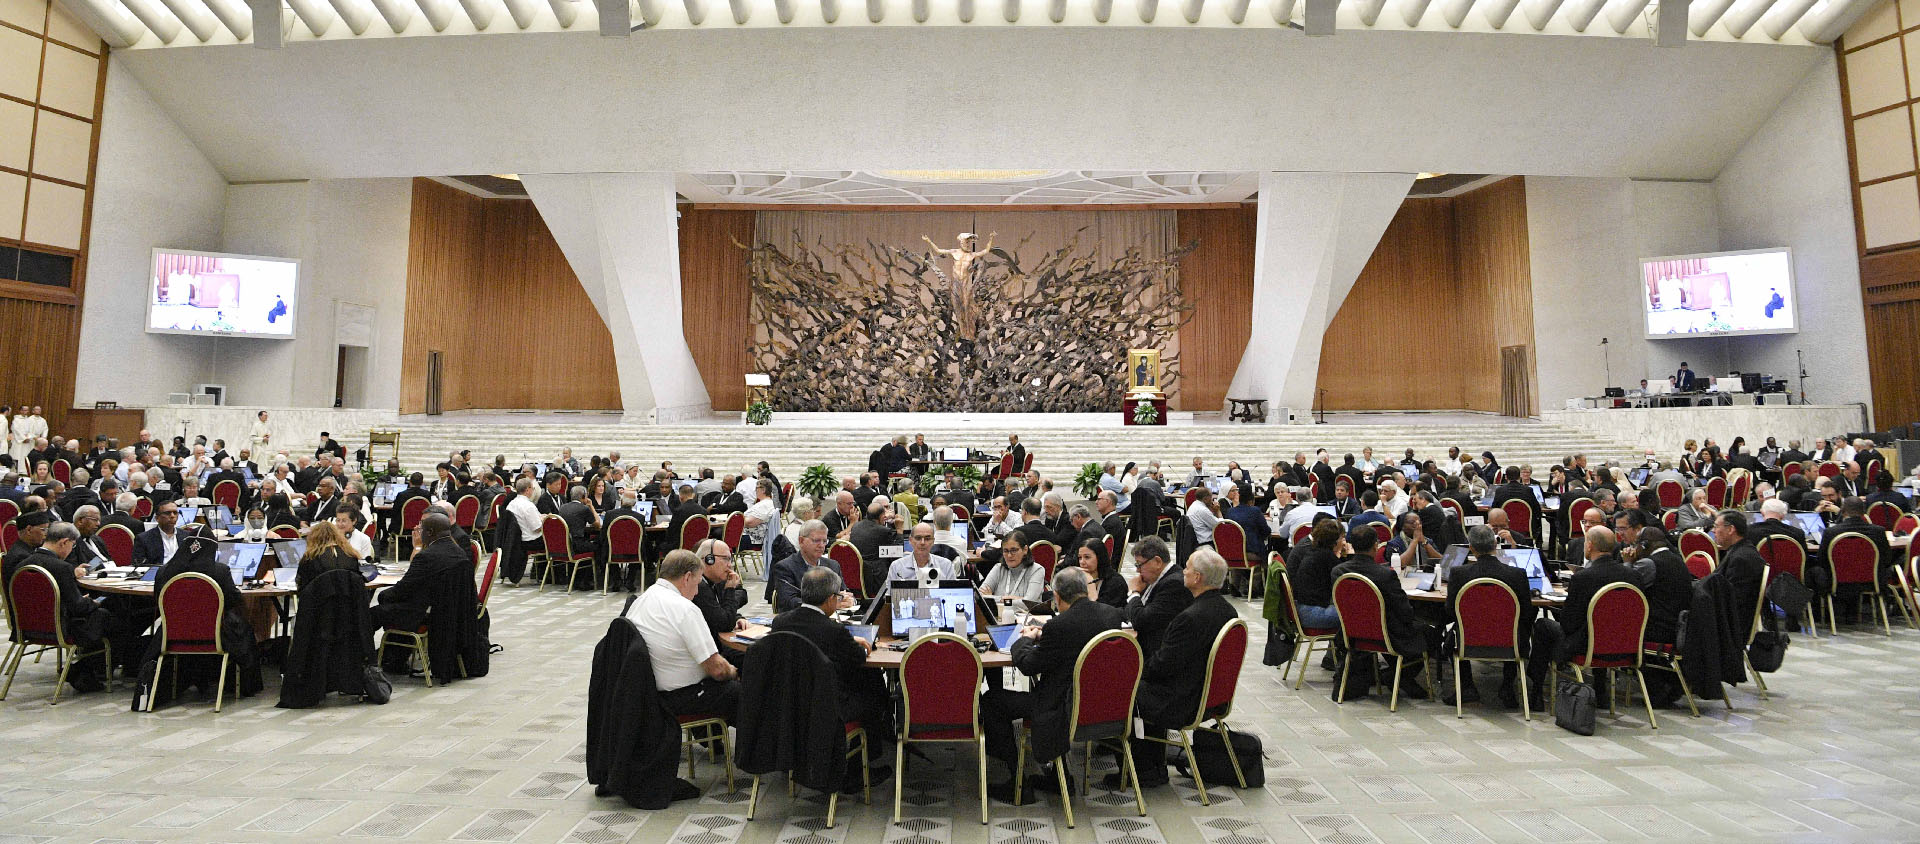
left=1719, top=0, right=1773, bottom=36
left=416, top=0, right=457, bottom=30
left=546, top=0, right=577, bottom=25
left=155, top=0, right=219, bottom=40
left=1138, top=0, right=1157, bottom=22
left=368, top=0, right=415, bottom=31
left=204, top=0, right=254, bottom=39
left=121, top=0, right=185, bottom=41
left=1269, top=0, right=1294, bottom=21
left=820, top=0, right=839, bottom=21
left=1224, top=0, right=1249, bottom=22
left=1439, top=0, right=1475, bottom=27
left=775, top=0, right=795, bottom=20
left=1603, top=0, right=1651, bottom=33
left=1797, top=0, right=1874, bottom=42
left=457, top=0, right=498, bottom=27
left=286, top=0, right=335, bottom=34
left=865, top=0, right=882, bottom=21
left=1758, top=0, right=1811, bottom=37
left=1181, top=0, right=1205, bottom=22
left=55, top=0, right=148, bottom=45
left=1049, top=0, right=1066, bottom=20
left=1560, top=0, right=1605, bottom=29
left=1687, top=0, right=1734, bottom=33
left=1353, top=0, right=1384, bottom=24
left=1003, top=0, right=1018, bottom=21
left=683, top=0, right=706, bottom=24
left=1481, top=0, right=1521, bottom=27
left=497, top=0, right=538, bottom=25
left=1401, top=0, right=1433, bottom=25
left=1521, top=0, right=1564, bottom=28
left=729, top=0, right=749, bottom=22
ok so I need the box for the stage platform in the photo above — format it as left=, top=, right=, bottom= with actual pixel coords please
left=383, top=411, right=1642, bottom=483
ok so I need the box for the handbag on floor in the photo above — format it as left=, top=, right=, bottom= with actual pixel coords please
left=362, top=665, right=392, bottom=704
left=1747, top=631, right=1789, bottom=673
left=1554, top=679, right=1596, bottom=736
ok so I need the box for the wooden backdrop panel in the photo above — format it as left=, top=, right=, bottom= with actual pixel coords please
left=1316, top=178, right=1534, bottom=413
left=401, top=178, right=621, bottom=413
left=1176, top=207, right=1256, bottom=412
left=1865, top=297, right=1920, bottom=427
left=678, top=207, right=754, bottom=411
left=0, top=296, right=79, bottom=436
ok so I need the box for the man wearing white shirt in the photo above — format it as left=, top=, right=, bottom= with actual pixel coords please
left=1271, top=487, right=1317, bottom=546
left=1098, top=461, right=1131, bottom=513
left=887, top=523, right=957, bottom=583
left=984, top=496, right=1023, bottom=545
left=1437, top=447, right=1463, bottom=477
left=1377, top=480, right=1409, bottom=520
left=502, top=478, right=546, bottom=586
left=625, top=550, right=740, bottom=721
left=13, top=406, right=45, bottom=465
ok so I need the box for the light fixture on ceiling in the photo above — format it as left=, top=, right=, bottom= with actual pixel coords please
left=874, top=169, right=1055, bottom=182
left=1415, top=172, right=1448, bottom=180
left=491, top=173, right=521, bottom=181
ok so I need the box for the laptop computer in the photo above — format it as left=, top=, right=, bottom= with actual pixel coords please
left=215, top=542, right=269, bottom=582
left=272, top=539, right=308, bottom=571
left=887, top=586, right=979, bottom=637
left=1499, top=547, right=1549, bottom=593
left=1794, top=512, right=1826, bottom=543
left=1399, top=463, right=1420, bottom=479
left=1312, top=504, right=1337, bottom=519
left=987, top=623, right=1021, bottom=652
left=1630, top=468, right=1651, bottom=486
left=942, top=447, right=969, bottom=462
left=634, top=500, right=655, bottom=523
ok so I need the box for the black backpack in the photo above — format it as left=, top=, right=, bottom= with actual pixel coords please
left=1178, top=728, right=1266, bottom=788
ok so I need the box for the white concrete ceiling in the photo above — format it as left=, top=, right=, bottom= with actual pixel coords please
left=110, top=26, right=1827, bottom=182
left=676, top=171, right=1263, bottom=204
left=58, top=0, right=1876, bottom=47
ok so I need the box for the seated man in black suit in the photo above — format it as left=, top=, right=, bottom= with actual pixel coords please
left=1558, top=526, right=1637, bottom=666
left=769, top=566, right=894, bottom=781
left=9, top=521, right=123, bottom=693
left=690, top=538, right=749, bottom=640
left=767, top=520, right=832, bottom=613
left=1123, top=536, right=1191, bottom=660
left=134, top=500, right=191, bottom=568
left=372, top=513, right=473, bottom=679
left=103, top=492, right=145, bottom=538
left=1330, top=526, right=1436, bottom=700
left=1444, top=525, right=1558, bottom=710
left=1866, top=472, right=1911, bottom=514
left=1621, top=526, right=1696, bottom=707
left=1711, top=511, right=1769, bottom=637
left=664, top=485, right=706, bottom=551
left=980, top=566, right=1122, bottom=801
left=848, top=501, right=901, bottom=569
left=1122, top=549, right=1238, bottom=787
left=1819, top=497, right=1895, bottom=624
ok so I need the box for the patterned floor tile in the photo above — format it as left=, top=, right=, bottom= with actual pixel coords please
left=989, top=817, right=1058, bottom=844
left=1395, top=813, right=1494, bottom=844
left=1496, top=809, right=1597, bottom=842
left=343, top=803, right=447, bottom=838
left=133, top=796, right=250, bottom=829
left=237, top=798, right=347, bottom=833
left=322, top=763, right=416, bottom=791
left=1349, top=774, right=1432, bottom=804
left=416, top=767, right=502, bottom=796
left=1291, top=814, right=1382, bottom=844
left=560, top=810, right=646, bottom=844
left=666, top=813, right=747, bottom=844
left=775, top=816, right=849, bottom=844
left=883, top=816, right=951, bottom=844
left=32, top=793, right=155, bottom=825
left=512, top=771, right=586, bottom=799
left=1697, top=801, right=1816, bottom=835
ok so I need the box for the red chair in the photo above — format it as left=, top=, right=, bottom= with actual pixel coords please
left=1729, top=472, right=1753, bottom=506
left=1452, top=577, right=1532, bottom=721
left=1782, top=462, right=1803, bottom=484
left=827, top=540, right=865, bottom=600
left=1291, top=523, right=1313, bottom=546
left=1500, top=500, right=1533, bottom=537
left=1893, top=514, right=1918, bottom=536
left=1214, top=520, right=1249, bottom=591
left=392, top=496, right=430, bottom=559
left=894, top=632, right=988, bottom=825
left=1741, top=565, right=1776, bottom=700
left=1757, top=536, right=1818, bottom=636
left=1867, top=502, right=1902, bottom=530
left=1139, top=619, right=1249, bottom=804
left=537, top=514, right=594, bottom=594
left=1, top=523, right=15, bottom=551
left=1333, top=573, right=1432, bottom=712
left=995, top=453, right=1015, bottom=481
left=1827, top=532, right=1902, bottom=636
left=1029, top=540, right=1059, bottom=581
left=1661, top=510, right=1678, bottom=531
left=97, top=524, right=135, bottom=566
left=1678, top=529, right=1717, bottom=565
left=679, top=515, right=709, bottom=552
left=0, top=497, right=16, bottom=525
left=271, top=526, right=300, bottom=539
left=1565, top=497, right=1596, bottom=533
left=1274, top=563, right=1339, bottom=689
left=1683, top=550, right=1716, bottom=579
left=476, top=549, right=500, bottom=614
left=1704, top=477, right=1727, bottom=509
left=1655, top=479, right=1684, bottom=509
left=487, top=494, right=509, bottom=548
left=211, top=480, right=241, bottom=511
left=1439, top=498, right=1462, bottom=521
left=1014, top=630, right=1146, bottom=827
left=603, top=515, right=644, bottom=594
left=1022, top=453, right=1034, bottom=474
left=1818, top=462, right=1841, bottom=479
left=51, top=459, right=70, bottom=485
left=452, top=495, right=480, bottom=530
left=131, top=497, right=153, bottom=519
left=2, top=565, right=113, bottom=704
left=150, top=571, right=230, bottom=711
left=1184, top=488, right=1201, bottom=508
left=1565, top=582, right=1655, bottom=728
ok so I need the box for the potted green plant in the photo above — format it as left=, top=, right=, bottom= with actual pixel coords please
left=919, top=463, right=988, bottom=496
left=745, top=401, right=773, bottom=425
left=1072, top=462, right=1103, bottom=499
left=1132, top=401, right=1160, bottom=425
left=796, top=463, right=839, bottom=502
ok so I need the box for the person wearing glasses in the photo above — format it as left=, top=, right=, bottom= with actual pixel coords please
left=690, top=538, right=749, bottom=664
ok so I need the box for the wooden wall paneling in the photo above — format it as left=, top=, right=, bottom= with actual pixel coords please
left=1175, top=206, right=1257, bottom=411
left=1453, top=177, right=1536, bottom=415
left=401, top=178, right=620, bottom=413
left=0, top=296, right=77, bottom=435
left=1866, top=299, right=1920, bottom=426
left=677, top=207, right=753, bottom=411
left=1316, top=198, right=1466, bottom=410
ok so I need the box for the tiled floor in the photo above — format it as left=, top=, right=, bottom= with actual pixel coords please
left=4, top=579, right=1919, bottom=843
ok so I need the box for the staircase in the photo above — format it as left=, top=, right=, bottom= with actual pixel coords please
left=388, top=417, right=1645, bottom=484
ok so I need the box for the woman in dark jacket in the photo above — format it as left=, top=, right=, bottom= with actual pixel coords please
left=1076, top=537, right=1127, bottom=609
left=263, top=493, right=302, bottom=534
left=296, top=521, right=363, bottom=590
